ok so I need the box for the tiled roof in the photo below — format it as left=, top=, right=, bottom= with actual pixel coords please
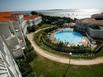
left=79, top=18, right=103, bottom=25
left=24, top=15, right=40, bottom=20
left=0, top=12, right=41, bottom=22
left=91, top=13, right=103, bottom=18
left=0, top=12, right=12, bottom=18
left=0, top=12, right=19, bottom=22
left=0, top=18, right=11, bottom=22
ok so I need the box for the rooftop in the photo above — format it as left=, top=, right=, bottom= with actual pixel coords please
left=24, top=15, right=40, bottom=20
left=0, top=12, right=41, bottom=22
left=91, top=13, right=103, bottom=19
left=79, top=18, right=103, bottom=25
left=0, top=12, right=12, bottom=17
left=0, top=12, right=22, bottom=22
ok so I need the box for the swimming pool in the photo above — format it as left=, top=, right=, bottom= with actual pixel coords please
left=55, top=29, right=83, bottom=44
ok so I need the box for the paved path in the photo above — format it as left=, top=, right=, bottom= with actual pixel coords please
left=27, top=28, right=103, bottom=65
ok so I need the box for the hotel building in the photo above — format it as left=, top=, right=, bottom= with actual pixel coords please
left=0, top=12, right=42, bottom=77
left=0, top=35, right=22, bottom=77
left=24, top=15, right=42, bottom=27
left=0, top=12, right=26, bottom=58
left=75, top=13, right=103, bottom=40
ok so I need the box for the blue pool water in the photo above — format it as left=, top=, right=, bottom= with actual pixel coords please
left=55, top=31, right=83, bottom=43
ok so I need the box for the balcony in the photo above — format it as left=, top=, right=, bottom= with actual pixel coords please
left=0, top=57, right=9, bottom=77
left=21, top=20, right=27, bottom=29
left=12, top=47, right=24, bottom=58
left=6, top=34, right=15, bottom=41
left=6, top=35, right=19, bottom=49
left=19, top=39, right=26, bottom=49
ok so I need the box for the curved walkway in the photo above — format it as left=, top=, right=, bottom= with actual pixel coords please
left=27, top=28, right=103, bottom=65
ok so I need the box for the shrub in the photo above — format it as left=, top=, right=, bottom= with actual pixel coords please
left=39, top=28, right=92, bottom=54
left=26, top=72, right=36, bottom=77
left=16, top=59, right=32, bottom=77
left=16, top=37, right=37, bottom=77
left=27, top=26, right=35, bottom=33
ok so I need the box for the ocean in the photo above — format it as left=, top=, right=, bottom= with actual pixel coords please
left=37, top=9, right=103, bottom=19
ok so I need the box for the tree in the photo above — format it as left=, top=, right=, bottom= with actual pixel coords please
left=31, top=11, right=38, bottom=15
left=27, top=26, right=35, bottom=33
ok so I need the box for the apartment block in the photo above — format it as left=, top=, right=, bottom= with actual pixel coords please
left=0, top=35, right=22, bottom=77
left=0, top=12, right=26, bottom=58
left=0, top=12, right=42, bottom=77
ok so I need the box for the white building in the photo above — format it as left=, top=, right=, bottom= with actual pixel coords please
left=0, top=12, right=26, bottom=58
left=0, top=12, right=42, bottom=77
left=0, top=35, right=22, bottom=77
left=24, top=15, right=42, bottom=27
left=88, top=26, right=103, bottom=39
left=75, top=13, right=103, bottom=39
left=91, top=13, right=103, bottom=19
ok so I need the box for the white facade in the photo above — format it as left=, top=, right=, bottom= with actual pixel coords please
left=0, top=15, right=26, bottom=58
left=75, top=14, right=103, bottom=39
left=88, top=26, right=103, bottom=39
left=34, top=16, right=42, bottom=26
left=0, top=12, right=42, bottom=77
left=26, top=16, right=42, bottom=27
left=0, top=35, right=22, bottom=77
left=18, top=15, right=28, bottom=35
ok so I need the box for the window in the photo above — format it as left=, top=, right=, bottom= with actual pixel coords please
left=9, top=25, right=15, bottom=35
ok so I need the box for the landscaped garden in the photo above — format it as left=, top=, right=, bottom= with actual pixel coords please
left=20, top=14, right=103, bottom=77
left=19, top=24, right=103, bottom=77
left=33, top=24, right=103, bottom=59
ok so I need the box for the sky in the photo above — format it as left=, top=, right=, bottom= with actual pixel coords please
left=0, top=0, right=103, bottom=11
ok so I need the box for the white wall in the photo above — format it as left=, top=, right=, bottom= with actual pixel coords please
left=0, top=22, right=12, bottom=39
left=88, top=27, right=103, bottom=38
left=0, top=35, right=22, bottom=77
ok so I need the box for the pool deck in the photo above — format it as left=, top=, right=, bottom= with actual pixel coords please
left=49, top=28, right=89, bottom=47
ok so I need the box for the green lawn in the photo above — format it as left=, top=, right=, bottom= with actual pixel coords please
left=35, top=24, right=55, bottom=30
left=96, top=48, right=103, bottom=57
left=30, top=55, right=103, bottom=77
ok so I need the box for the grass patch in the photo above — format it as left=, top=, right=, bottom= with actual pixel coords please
left=96, top=47, right=103, bottom=57
left=31, top=55, right=103, bottom=77
left=35, top=24, right=54, bottom=30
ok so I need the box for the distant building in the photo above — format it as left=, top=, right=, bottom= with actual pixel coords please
left=24, top=15, right=42, bottom=27
left=91, top=13, right=103, bottom=20
left=75, top=13, right=103, bottom=39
